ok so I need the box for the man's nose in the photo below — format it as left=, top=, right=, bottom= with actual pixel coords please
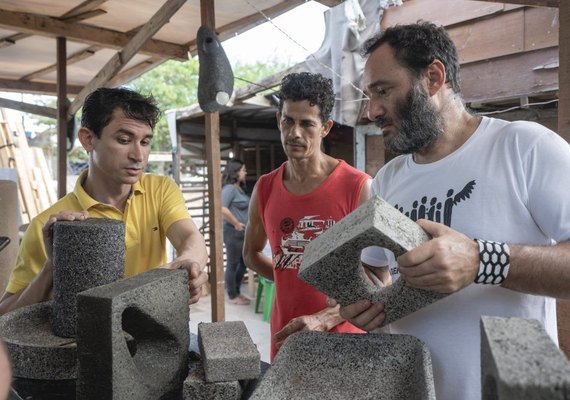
left=130, top=143, right=143, bottom=161
left=367, top=99, right=386, bottom=122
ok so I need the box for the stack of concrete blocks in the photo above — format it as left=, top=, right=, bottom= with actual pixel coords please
left=76, top=268, right=189, bottom=400
left=52, top=218, right=125, bottom=337
left=299, top=195, right=447, bottom=326
left=184, top=321, right=260, bottom=399
left=251, top=331, right=435, bottom=399
left=481, top=316, right=570, bottom=400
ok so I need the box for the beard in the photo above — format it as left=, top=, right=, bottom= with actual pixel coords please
left=383, top=81, right=444, bottom=155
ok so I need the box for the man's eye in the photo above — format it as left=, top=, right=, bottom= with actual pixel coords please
left=117, top=138, right=129, bottom=144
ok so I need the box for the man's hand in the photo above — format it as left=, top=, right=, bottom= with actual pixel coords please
left=273, top=313, right=330, bottom=350
left=327, top=298, right=386, bottom=332
left=397, top=219, right=479, bottom=293
left=42, top=211, right=89, bottom=262
left=162, top=257, right=208, bottom=304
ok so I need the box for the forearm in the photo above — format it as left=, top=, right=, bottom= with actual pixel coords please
left=244, top=250, right=274, bottom=281
left=0, top=261, right=53, bottom=316
left=502, top=241, right=570, bottom=299
left=174, top=233, right=208, bottom=269
left=221, top=207, right=241, bottom=228
left=315, top=304, right=345, bottom=331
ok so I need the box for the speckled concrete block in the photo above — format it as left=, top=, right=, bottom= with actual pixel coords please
left=0, top=301, right=76, bottom=379
left=251, top=331, right=435, bottom=400
left=481, top=316, right=570, bottom=399
left=76, top=268, right=189, bottom=400
left=183, top=360, right=242, bottom=400
left=299, top=195, right=446, bottom=326
left=52, top=218, right=125, bottom=338
left=198, top=321, right=260, bottom=383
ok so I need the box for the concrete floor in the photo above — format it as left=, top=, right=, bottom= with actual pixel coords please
left=189, top=281, right=271, bottom=363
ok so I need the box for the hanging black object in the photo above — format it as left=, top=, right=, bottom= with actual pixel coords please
left=197, top=26, right=234, bottom=113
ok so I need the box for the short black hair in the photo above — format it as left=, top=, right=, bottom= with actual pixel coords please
left=81, top=87, right=161, bottom=137
left=277, top=72, right=335, bottom=122
left=222, top=158, right=245, bottom=186
left=362, top=21, right=461, bottom=94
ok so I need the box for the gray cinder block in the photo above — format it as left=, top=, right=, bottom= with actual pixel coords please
left=183, top=360, right=242, bottom=400
left=76, top=268, right=189, bottom=400
left=480, top=316, right=570, bottom=400
left=251, top=331, right=435, bottom=400
left=299, top=195, right=446, bottom=326
left=198, top=321, right=260, bottom=383
left=0, top=301, right=77, bottom=380
left=52, top=218, right=125, bottom=338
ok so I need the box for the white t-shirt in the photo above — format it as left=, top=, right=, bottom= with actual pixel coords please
left=363, top=116, right=570, bottom=400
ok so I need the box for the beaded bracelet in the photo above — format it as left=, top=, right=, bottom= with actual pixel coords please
left=473, top=239, right=510, bottom=285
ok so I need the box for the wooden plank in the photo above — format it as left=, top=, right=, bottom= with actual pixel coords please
left=60, top=0, right=109, bottom=19
left=0, top=79, right=82, bottom=96
left=381, top=0, right=523, bottom=30
left=523, top=7, right=560, bottom=51
left=559, top=0, right=570, bottom=142
left=12, top=147, right=38, bottom=221
left=32, top=147, right=57, bottom=206
left=0, top=9, right=188, bottom=61
left=474, top=0, right=559, bottom=7
left=461, top=46, right=558, bottom=104
left=57, top=37, right=68, bottom=198
left=68, top=0, right=187, bottom=118
left=0, top=98, right=57, bottom=119
left=106, top=57, right=166, bottom=88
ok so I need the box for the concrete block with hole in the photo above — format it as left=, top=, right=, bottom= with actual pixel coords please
left=299, top=195, right=446, bottom=326
left=76, top=268, right=189, bottom=400
left=250, top=331, right=435, bottom=399
left=480, top=316, right=570, bottom=399
left=198, top=321, right=260, bottom=383
left=183, top=360, right=242, bottom=400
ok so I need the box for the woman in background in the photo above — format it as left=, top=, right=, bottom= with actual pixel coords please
left=221, top=159, right=251, bottom=305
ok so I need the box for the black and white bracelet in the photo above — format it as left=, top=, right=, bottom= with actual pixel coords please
left=473, top=239, right=510, bottom=285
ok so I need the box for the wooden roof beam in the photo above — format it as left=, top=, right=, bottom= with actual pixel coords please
left=61, top=0, right=109, bottom=19
left=0, top=9, right=188, bottom=60
left=471, top=0, right=559, bottom=7
left=0, top=79, right=82, bottom=95
left=0, top=97, right=57, bottom=118
left=106, top=57, right=166, bottom=87
left=188, top=0, right=305, bottom=54
left=68, top=0, right=188, bottom=117
left=20, top=45, right=102, bottom=82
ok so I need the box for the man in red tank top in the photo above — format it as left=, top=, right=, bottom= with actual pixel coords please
left=243, top=72, right=382, bottom=361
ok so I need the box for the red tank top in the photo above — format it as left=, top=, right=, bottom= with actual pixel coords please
left=257, top=160, right=369, bottom=360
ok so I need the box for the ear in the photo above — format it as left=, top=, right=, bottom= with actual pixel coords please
left=77, top=127, right=95, bottom=153
left=321, top=119, right=334, bottom=138
left=425, top=59, right=446, bottom=96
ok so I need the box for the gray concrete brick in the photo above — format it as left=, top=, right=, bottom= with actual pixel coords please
left=183, top=360, right=242, bottom=400
left=299, top=195, right=446, bottom=326
left=481, top=316, right=570, bottom=400
left=76, top=268, right=189, bottom=400
left=52, top=218, right=125, bottom=338
left=198, top=321, right=260, bottom=383
left=0, top=301, right=77, bottom=380
left=250, top=331, right=435, bottom=400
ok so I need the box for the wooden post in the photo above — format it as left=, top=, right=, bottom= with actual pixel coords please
left=557, top=0, right=570, bottom=358
left=56, top=37, right=68, bottom=199
left=201, top=0, right=225, bottom=322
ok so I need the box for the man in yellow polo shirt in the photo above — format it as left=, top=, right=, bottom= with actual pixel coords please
left=0, top=87, right=208, bottom=316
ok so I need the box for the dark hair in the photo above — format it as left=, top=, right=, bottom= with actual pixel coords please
left=277, top=72, right=335, bottom=122
left=222, top=158, right=245, bottom=186
left=81, top=87, right=161, bottom=137
left=362, top=21, right=461, bottom=94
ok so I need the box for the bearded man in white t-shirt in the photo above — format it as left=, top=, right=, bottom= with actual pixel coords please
left=337, top=21, right=570, bottom=400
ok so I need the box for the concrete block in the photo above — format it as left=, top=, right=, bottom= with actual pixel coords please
left=198, top=321, right=260, bottom=383
left=481, top=316, right=570, bottom=400
left=250, top=331, right=435, bottom=400
left=0, top=301, right=77, bottom=380
left=299, top=195, right=446, bottom=326
left=76, top=268, right=189, bottom=400
left=52, top=218, right=125, bottom=337
left=183, top=360, right=242, bottom=400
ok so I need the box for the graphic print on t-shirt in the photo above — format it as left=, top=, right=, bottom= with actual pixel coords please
left=393, top=180, right=476, bottom=226
left=274, top=215, right=335, bottom=270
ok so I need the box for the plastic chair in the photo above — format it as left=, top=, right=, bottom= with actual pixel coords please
left=255, top=276, right=275, bottom=322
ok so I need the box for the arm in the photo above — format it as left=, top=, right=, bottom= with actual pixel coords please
left=243, top=186, right=273, bottom=280
left=397, top=219, right=570, bottom=299
left=163, top=218, right=209, bottom=304
left=0, top=211, right=88, bottom=316
left=221, top=207, right=245, bottom=231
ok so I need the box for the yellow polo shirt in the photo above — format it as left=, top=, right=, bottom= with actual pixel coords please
left=6, top=170, right=191, bottom=294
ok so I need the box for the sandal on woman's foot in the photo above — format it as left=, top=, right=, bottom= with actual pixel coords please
left=228, top=296, right=250, bottom=305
